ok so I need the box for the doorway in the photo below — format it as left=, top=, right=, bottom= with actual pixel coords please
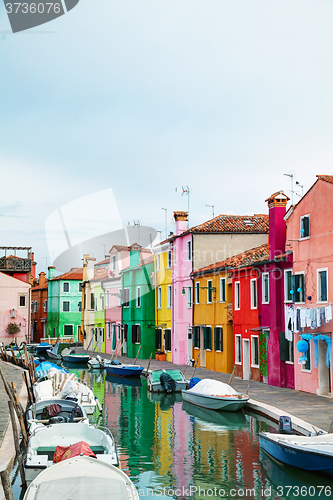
left=200, top=327, right=206, bottom=368
left=187, top=327, right=193, bottom=365
left=318, top=340, right=331, bottom=396
left=243, top=339, right=250, bottom=380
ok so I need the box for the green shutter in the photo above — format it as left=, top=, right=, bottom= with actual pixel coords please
left=280, top=332, right=287, bottom=362
left=214, top=327, right=219, bottom=351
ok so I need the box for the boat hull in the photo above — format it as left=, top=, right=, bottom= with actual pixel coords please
left=182, top=390, right=248, bottom=411
left=105, top=366, right=144, bottom=377
left=259, top=433, right=333, bottom=475
left=147, top=370, right=188, bottom=393
left=62, top=355, right=90, bottom=364
left=46, top=350, right=62, bottom=360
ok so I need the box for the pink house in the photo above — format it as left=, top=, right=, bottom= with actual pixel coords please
left=0, top=272, right=31, bottom=343
left=285, top=175, right=333, bottom=396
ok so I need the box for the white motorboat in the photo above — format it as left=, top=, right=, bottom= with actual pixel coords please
left=33, top=371, right=98, bottom=415
left=147, top=369, right=188, bottom=393
left=25, top=399, right=88, bottom=433
left=46, top=344, right=62, bottom=361
left=24, top=422, right=119, bottom=485
left=182, top=379, right=249, bottom=411
left=24, top=455, right=140, bottom=500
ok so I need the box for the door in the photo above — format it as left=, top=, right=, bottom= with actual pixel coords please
left=243, top=339, right=250, bottom=380
left=187, top=327, right=193, bottom=365
left=318, top=340, right=331, bottom=396
left=98, top=328, right=102, bottom=352
left=122, top=324, right=128, bottom=355
left=200, top=327, right=206, bottom=368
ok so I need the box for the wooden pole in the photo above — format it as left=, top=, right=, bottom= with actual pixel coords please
left=23, top=344, right=30, bottom=366
left=0, top=470, right=15, bottom=500
left=146, top=353, right=153, bottom=374
left=116, top=340, right=126, bottom=359
left=8, top=401, right=27, bottom=490
left=191, top=351, right=201, bottom=379
left=133, top=345, right=142, bottom=365
left=110, top=340, right=120, bottom=363
left=246, top=371, right=252, bottom=395
left=22, top=372, right=33, bottom=408
left=10, top=347, right=17, bottom=366
left=228, top=365, right=236, bottom=386
left=11, top=382, right=28, bottom=445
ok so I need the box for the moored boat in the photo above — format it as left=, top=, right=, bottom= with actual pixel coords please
left=147, top=369, right=187, bottom=393
left=46, top=343, right=62, bottom=360
left=24, top=424, right=119, bottom=486
left=23, top=455, right=140, bottom=500
left=105, top=360, right=144, bottom=377
left=61, top=348, right=90, bottom=364
left=25, top=399, right=88, bottom=433
left=181, top=379, right=249, bottom=411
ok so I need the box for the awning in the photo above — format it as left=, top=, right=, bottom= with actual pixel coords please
left=248, top=326, right=270, bottom=331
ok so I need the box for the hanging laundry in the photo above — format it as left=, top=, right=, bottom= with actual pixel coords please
left=317, top=308, right=321, bottom=328
left=320, top=307, right=325, bottom=325
left=311, top=309, right=317, bottom=329
left=325, top=305, right=332, bottom=323
left=284, top=306, right=293, bottom=341
left=300, top=309, right=306, bottom=328
left=305, top=308, right=311, bottom=328
left=296, top=309, right=301, bottom=331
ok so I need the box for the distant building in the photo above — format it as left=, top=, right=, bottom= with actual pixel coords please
left=31, top=272, right=48, bottom=343
left=0, top=246, right=36, bottom=283
left=0, top=272, right=30, bottom=343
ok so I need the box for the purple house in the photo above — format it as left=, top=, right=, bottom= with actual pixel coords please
left=252, top=192, right=294, bottom=389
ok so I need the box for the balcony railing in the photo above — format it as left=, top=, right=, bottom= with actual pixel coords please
left=0, top=257, right=32, bottom=272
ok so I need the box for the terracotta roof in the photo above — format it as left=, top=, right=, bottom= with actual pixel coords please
left=192, top=244, right=269, bottom=277
left=110, top=245, right=131, bottom=252
left=95, top=258, right=109, bottom=266
left=154, top=236, right=173, bottom=248
left=90, top=268, right=109, bottom=282
left=50, top=268, right=83, bottom=281
left=171, top=214, right=269, bottom=240
left=317, top=175, right=333, bottom=185
left=122, top=255, right=155, bottom=272
left=31, top=280, right=48, bottom=290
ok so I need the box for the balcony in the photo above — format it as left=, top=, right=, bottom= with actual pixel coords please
left=0, top=256, right=32, bottom=272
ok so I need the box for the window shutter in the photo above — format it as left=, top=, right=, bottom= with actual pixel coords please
left=203, top=327, right=209, bottom=349
left=132, top=325, right=136, bottom=344
left=321, top=271, right=327, bottom=301
left=291, top=276, right=296, bottom=302
left=304, top=217, right=310, bottom=237
left=214, top=327, right=219, bottom=351
left=280, top=332, right=287, bottom=362
left=155, top=329, right=162, bottom=349
left=137, top=325, right=141, bottom=344
left=220, top=328, right=223, bottom=351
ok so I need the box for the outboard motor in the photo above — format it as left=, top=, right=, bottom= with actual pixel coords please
left=160, top=372, right=176, bottom=393
left=279, top=416, right=293, bottom=434
left=49, top=416, right=68, bottom=424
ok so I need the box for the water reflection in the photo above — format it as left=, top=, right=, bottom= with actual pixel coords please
left=12, top=368, right=333, bottom=500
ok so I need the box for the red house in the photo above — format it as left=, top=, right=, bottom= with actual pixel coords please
left=31, top=272, right=48, bottom=343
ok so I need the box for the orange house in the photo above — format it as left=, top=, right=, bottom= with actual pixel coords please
left=31, top=272, right=48, bottom=343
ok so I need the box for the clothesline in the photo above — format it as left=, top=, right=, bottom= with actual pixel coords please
left=285, top=304, right=332, bottom=341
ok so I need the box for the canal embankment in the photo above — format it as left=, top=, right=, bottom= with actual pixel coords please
left=84, top=349, right=333, bottom=434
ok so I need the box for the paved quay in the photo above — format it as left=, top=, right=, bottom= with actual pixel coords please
left=84, top=349, right=333, bottom=433
left=0, top=360, right=24, bottom=450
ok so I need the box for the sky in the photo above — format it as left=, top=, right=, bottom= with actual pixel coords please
left=1, top=0, right=333, bottom=272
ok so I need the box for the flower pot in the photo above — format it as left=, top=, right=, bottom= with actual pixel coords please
left=159, top=354, right=166, bottom=361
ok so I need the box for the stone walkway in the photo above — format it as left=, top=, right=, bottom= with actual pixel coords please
left=0, top=361, right=24, bottom=449
left=84, top=350, right=333, bottom=432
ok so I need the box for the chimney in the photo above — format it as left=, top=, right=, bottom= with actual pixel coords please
left=39, top=272, right=46, bottom=288
left=86, top=256, right=96, bottom=281
left=173, top=211, right=188, bottom=236
left=48, top=266, right=56, bottom=280
left=129, top=243, right=141, bottom=268
left=265, top=191, right=290, bottom=260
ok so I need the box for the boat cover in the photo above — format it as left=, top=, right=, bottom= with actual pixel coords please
left=189, top=377, right=201, bottom=389
left=187, top=379, right=239, bottom=396
left=150, top=370, right=184, bottom=383
left=32, top=477, right=129, bottom=499
left=53, top=441, right=96, bottom=463
left=160, top=372, right=176, bottom=393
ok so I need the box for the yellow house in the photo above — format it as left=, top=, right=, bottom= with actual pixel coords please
left=191, top=257, right=235, bottom=373
left=154, top=239, right=173, bottom=362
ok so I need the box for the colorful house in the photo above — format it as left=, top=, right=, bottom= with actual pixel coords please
left=90, top=268, right=108, bottom=353
left=121, top=244, right=155, bottom=359
left=81, top=255, right=96, bottom=349
left=0, top=247, right=36, bottom=284
left=153, top=238, right=173, bottom=362
left=285, top=175, right=333, bottom=397
left=31, top=272, right=48, bottom=343
left=104, top=245, right=131, bottom=355
left=170, top=211, right=269, bottom=366
left=47, top=266, right=83, bottom=341
left=231, top=244, right=269, bottom=381
left=0, top=272, right=30, bottom=344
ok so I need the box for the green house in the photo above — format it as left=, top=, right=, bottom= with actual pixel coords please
left=121, top=245, right=155, bottom=359
left=47, top=266, right=83, bottom=341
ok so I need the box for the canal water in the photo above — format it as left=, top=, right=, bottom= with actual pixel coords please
left=12, top=368, right=333, bottom=500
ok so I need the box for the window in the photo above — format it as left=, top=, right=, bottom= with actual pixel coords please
left=165, top=329, right=172, bottom=351
left=301, top=339, right=311, bottom=371
left=300, top=215, right=310, bottom=238
left=107, top=323, right=111, bottom=340
left=193, top=326, right=200, bottom=348
left=78, top=301, right=82, bottom=312
left=235, top=282, right=240, bottom=310
left=187, top=240, right=191, bottom=261
left=79, top=283, right=83, bottom=292
left=34, top=301, right=38, bottom=312
left=187, top=287, right=192, bottom=308
left=167, top=251, right=172, bottom=269
left=118, top=288, right=122, bottom=307
left=63, top=282, right=70, bottom=293
left=262, top=273, right=269, bottom=304
left=63, top=301, right=70, bottom=312
left=235, top=335, right=242, bottom=364
left=105, top=291, right=109, bottom=307
left=100, top=295, right=104, bottom=310
left=167, top=285, right=172, bottom=308
left=31, top=301, right=34, bottom=313
left=123, top=288, right=129, bottom=307
left=156, top=254, right=160, bottom=271
left=91, top=293, right=95, bottom=310
left=195, top=282, right=200, bottom=304
left=207, top=280, right=213, bottom=304
left=155, top=328, right=162, bottom=350
left=112, top=255, right=116, bottom=271
left=132, top=324, right=141, bottom=344
left=214, top=327, right=223, bottom=352
left=43, top=300, right=47, bottom=312
left=280, top=332, right=294, bottom=363
left=220, top=278, right=226, bottom=303
left=19, top=295, right=26, bottom=308
left=64, top=325, right=73, bottom=336
left=293, top=273, right=305, bottom=303
left=285, top=270, right=293, bottom=302
left=203, top=326, right=212, bottom=350
left=318, top=269, right=328, bottom=302
left=136, top=287, right=141, bottom=308
left=157, top=287, right=162, bottom=309
left=94, top=297, right=98, bottom=311
left=251, top=336, right=259, bottom=367
left=250, top=279, right=257, bottom=309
